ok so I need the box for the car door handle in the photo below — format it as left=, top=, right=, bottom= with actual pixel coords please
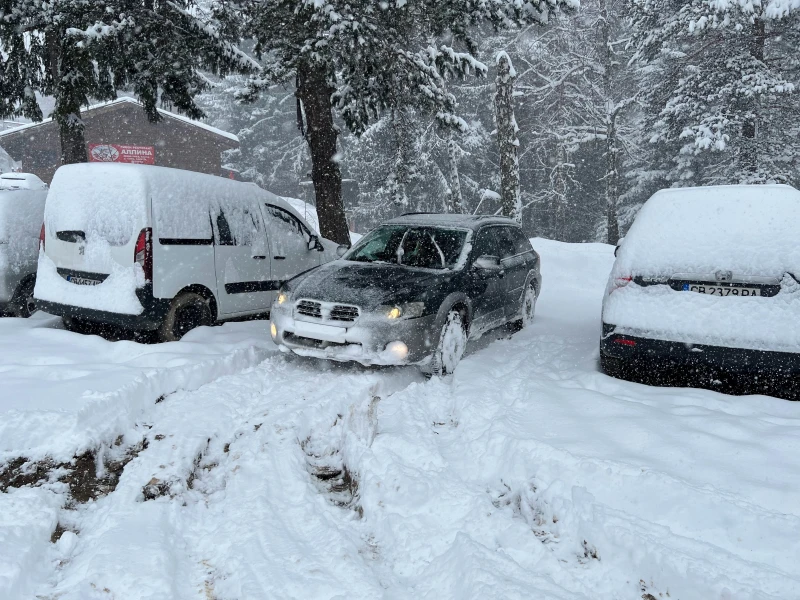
left=274, top=256, right=286, bottom=260
left=252, top=255, right=267, bottom=260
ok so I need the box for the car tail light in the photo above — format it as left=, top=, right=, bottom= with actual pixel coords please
left=134, top=227, right=153, bottom=282
left=613, top=338, right=636, bottom=347
left=39, top=223, right=45, bottom=253
left=610, top=275, right=632, bottom=293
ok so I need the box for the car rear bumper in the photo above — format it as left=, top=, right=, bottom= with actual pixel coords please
left=601, top=323, right=800, bottom=374
left=271, top=304, right=437, bottom=366
left=37, top=285, right=171, bottom=331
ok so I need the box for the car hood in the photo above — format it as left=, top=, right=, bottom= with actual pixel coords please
left=290, top=260, right=445, bottom=309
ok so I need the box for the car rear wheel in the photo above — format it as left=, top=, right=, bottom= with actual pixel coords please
left=430, top=309, right=468, bottom=377
left=509, top=282, right=537, bottom=332
left=158, top=292, right=213, bottom=343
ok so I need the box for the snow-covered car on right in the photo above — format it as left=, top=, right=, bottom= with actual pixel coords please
left=600, top=184, right=800, bottom=389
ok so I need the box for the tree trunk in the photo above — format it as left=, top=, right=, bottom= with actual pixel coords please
left=446, top=129, right=463, bottom=213
left=296, top=60, right=351, bottom=246
left=494, top=53, right=521, bottom=223
left=598, top=0, right=620, bottom=245
left=605, top=117, right=621, bottom=245
left=46, top=32, right=87, bottom=165
left=741, top=17, right=765, bottom=178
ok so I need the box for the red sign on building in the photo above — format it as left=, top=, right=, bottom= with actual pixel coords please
left=88, top=144, right=155, bottom=165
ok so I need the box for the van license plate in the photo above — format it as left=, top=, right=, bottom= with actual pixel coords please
left=67, top=276, right=101, bottom=286
left=683, top=284, right=760, bottom=297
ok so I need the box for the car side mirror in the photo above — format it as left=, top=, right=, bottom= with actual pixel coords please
left=308, top=235, right=323, bottom=252
left=336, top=244, right=349, bottom=258
left=614, top=237, right=625, bottom=257
left=473, top=254, right=502, bottom=271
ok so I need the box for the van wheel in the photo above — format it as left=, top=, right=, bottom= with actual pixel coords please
left=158, top=292, right=213, bottom=342
left=430, top=309, right=468, bottom=377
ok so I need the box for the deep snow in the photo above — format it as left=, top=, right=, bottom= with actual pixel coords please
left=1, top=238, right=799, bottom=600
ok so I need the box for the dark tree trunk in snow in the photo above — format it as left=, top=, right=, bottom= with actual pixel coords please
left=296, top=61, right=351, bottom=246
left=741, top=17, right=765, bottom=178
left=494, top=52, right=521, bottom=222
left=47, top=32, right=87, bottom=165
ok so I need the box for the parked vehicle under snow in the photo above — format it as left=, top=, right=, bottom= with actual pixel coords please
left=601, top=184, right=800, bottom=385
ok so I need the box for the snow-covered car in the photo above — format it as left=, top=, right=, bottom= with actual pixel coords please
left=35, top=163, right=337, bottom=341
left=601, top=184, right=800, bottom=384
left=0, top=188, right=47, bottom=317
left=0, top=172, right=47, bottom=191
left=270, top=214, right=542, bottom=375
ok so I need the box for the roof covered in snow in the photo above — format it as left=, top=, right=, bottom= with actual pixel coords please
left=0, top=97, right=238, bottom=143
left=386, top=213, right=519, bottom=230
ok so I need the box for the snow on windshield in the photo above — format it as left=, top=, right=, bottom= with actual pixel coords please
left=46, top=163, right=147, bottom=246
left=346, top=225, right=468, bottom=269
left=615, top=185, right=800, bottom=278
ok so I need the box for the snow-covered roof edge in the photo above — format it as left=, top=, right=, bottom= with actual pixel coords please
left=0, top=97, right=239, bottom=143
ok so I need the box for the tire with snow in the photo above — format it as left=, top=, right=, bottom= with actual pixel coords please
left=509, top=281, right=537, bottom=332
left=430, top=309, right=468, bottom=377
left=158, top=292, right=213, bottom=343
left=9, top=276, right=37, bottom=318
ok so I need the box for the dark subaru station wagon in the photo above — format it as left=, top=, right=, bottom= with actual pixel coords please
left=270, top=214, right=542, bottom=376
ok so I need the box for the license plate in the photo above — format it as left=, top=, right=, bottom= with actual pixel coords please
left=682, top=284, right=761, bottom=297
left=67, top=275, right=101, bottom=286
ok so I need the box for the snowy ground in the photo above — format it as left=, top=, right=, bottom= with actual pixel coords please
left=2, top=239, right=799, bottom=600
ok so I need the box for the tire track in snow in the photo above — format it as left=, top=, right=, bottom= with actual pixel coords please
left=31, top=354, right=421, bottom=600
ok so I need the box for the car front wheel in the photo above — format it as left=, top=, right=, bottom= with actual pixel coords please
left=430, top=309, right=468, bottom=377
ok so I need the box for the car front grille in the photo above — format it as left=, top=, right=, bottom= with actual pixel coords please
left=296, top=300, right=322, bottom=319
left=329, top=305, right=360, bottom=322
left=294, top=299, right=360, bottom=323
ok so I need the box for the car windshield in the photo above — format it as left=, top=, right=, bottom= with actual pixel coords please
left=346, top=225, right=468, bottom=270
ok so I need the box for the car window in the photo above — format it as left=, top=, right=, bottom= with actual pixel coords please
left=472, top=227, right=502, bottom=259
left=215, top=204, right=263, bottom=248
left=265, top=205, right=310, bottom=257
left=215, top=211, right=234, bottom=246
left=509, top=227, right=533, bottom=254
left=496, top=227, right=519, bottom=259
left=346, top=225, right=468, bottom=269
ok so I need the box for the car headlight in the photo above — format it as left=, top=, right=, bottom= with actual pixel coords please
left=378, top=302, right=425, bottom=319
left=276, top=290, right=292, bottom=305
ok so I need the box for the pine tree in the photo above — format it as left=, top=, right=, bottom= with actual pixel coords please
left=235, top=0, right=577, bottom=245
left=630, top=0, right=800, bottom=185
left=0, top=1, right=251, bottom=165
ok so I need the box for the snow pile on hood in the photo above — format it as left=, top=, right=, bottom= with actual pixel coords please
left=614, top=184, right=800, bottom=279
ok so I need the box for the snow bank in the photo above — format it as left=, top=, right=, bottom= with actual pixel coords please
left=614, top=184, right=800, bottom=278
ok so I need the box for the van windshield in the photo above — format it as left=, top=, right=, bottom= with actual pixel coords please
left=346, top=225, right=468, bottom=269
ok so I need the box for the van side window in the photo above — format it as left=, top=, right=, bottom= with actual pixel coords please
left=216, top=212, right=234, bottom=246
left=265, top=205, right=311, bottom=257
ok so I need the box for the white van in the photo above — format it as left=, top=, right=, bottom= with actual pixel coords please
left=0, top=187, right=47, bottom=317
left=34, top=163, right=338, bottom=341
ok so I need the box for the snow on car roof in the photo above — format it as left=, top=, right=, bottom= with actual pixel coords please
left=386, top=213, right=517, bottom=230
left=615, top=184, right=800, bottom=278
